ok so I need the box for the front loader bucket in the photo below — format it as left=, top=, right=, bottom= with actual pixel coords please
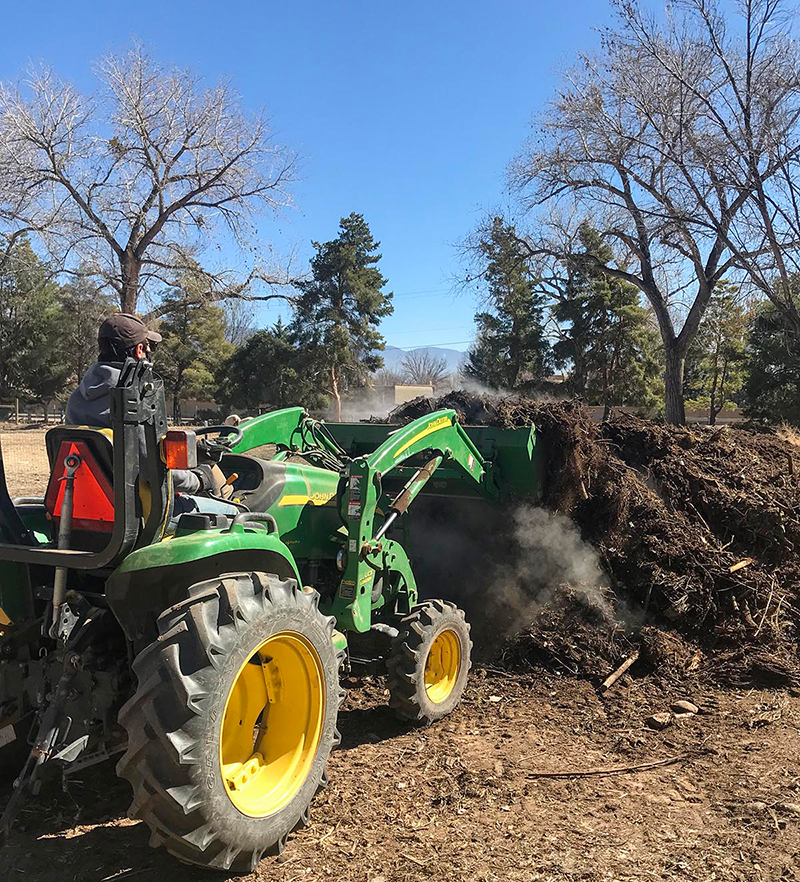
left=325, top=420, right=545, bottom=503
left=323, top=416, right=547, bottom=645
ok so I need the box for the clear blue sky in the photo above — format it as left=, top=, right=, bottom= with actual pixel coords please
left=0, top=0, right=614, bottom=352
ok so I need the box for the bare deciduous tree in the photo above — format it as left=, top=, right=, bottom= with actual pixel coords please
left=223, top=299, right=258, bottom=347
left=622, top=0, right=800, bottom=336
left=372, top=368, right=404, bottom=386
left=0, top=44, right=296, bottom=313
left=511, top=0, right=800, bottom=423
left=401, top=349, right=448, bottom=386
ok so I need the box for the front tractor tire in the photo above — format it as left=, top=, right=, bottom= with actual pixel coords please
left=387, top=600, right=471, bottom=726
left=117, top=572, right=343, bottom=873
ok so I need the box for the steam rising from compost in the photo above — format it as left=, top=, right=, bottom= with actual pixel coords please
left=408, top=499, right=612, bottom=653
left=497, top=506, right=612, bottom=618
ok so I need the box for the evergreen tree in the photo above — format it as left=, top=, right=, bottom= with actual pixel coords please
left=554, top=225, right=662, bottom=417
left=292, top=213, right=393, bottom=419
left=683, top=285, right=748, bottom=424
left=0, top=239, right=71, bottom=420
left=744, top=286, right=800, bottom=425
left=156, top=270, right=234, bottom=422
left=463, top=217, right=551, bottom=391
left=216, top=320, right=328, bottom=413
left=59, top=276, right=116, bottom=384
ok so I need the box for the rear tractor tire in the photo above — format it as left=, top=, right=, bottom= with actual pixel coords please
left=387, top=600, right=471, bottom=726
left=116, top=572, right=344, bottom=873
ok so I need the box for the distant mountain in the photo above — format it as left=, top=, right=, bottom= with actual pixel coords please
left=381, top=345, right=466, bottom=375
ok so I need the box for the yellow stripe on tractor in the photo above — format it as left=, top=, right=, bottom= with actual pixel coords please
left=278, top=494, right=311, bottom=507
left=278, top=491, right=337, bottom=507
left=392, top=415, right=452, bottom=458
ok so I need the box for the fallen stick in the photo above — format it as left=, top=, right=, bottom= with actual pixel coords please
left=755, top=576, right=776, bottom=636
left=524, top=750, right=709, bottom=780
left=729, top=558, right=755, bottom=573
left=600, top=651, right=639, bottom=693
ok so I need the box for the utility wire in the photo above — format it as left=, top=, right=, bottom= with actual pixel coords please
left=391, top=289, right=453, bottom=300
left=391, top=339, right=474, bottom=350
left=386, top=326, right=471, bottom=336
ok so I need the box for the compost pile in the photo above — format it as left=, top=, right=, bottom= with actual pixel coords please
left=388, top=393, right=800, bottom=686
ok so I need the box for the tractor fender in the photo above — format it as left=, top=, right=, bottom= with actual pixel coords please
left=106, top=529, right=301, bottom=653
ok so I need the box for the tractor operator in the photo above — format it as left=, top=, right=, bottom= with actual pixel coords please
left=66, top=313, right=238, bottom=520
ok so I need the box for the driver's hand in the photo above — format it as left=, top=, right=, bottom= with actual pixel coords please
left=192, top=464, right=217, bottom=493
left=192, top=463, right=234, bottom=499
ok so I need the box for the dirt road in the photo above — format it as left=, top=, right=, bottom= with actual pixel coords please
left=3, top=671, right=798, bottom=882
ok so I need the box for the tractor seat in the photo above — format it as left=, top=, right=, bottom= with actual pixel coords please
left=44, top=427, right=119, bottom=551
left=219, top=454, right=293, bottom=512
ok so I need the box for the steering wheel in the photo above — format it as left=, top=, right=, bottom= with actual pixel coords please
left=194, top=424, right=244, bottom=455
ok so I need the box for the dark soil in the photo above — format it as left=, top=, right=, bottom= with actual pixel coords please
left=388, top=394, right=800, bottom=686
left=4, top=673, right=799, bottom=882
left=4, top=396, right=800, bottom=879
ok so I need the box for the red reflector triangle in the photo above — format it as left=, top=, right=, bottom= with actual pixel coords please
left=45, top=440, right=115, bottom=532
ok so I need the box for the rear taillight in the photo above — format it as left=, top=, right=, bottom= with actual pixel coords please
left=161, top=430, right=198, bottom=470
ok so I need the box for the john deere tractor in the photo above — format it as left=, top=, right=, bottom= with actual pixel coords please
left=0, top=359, right=542, bottom=871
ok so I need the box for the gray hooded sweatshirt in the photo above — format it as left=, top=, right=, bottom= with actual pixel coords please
left=66, top=362, right=200, bottom=493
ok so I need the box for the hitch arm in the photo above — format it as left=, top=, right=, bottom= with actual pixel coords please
left=0, top=652, right=81, bottom=843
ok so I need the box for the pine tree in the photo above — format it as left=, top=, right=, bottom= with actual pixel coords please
left=683, top=285, right=748, bottom=424
left=216, top=319, right=329, bottom=413
left=554, top=224, right=662, bottom=417
left=59, top=276, right=116, bottom=384
left=292, top=213, right=393, bottom=419
left=463, top=217, right=551, bottom=391
left=0, top=239, right=72, bottom=420
left=744, top=283, right=800, bottom=425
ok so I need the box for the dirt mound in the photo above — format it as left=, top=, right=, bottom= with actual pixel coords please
left=497, top=588, right=637, bottom=679
left=388, top=394, right=800, bottom=686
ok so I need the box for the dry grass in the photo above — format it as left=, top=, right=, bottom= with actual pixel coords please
left=777, top=421, right=800, bottom=448
left=0, top=426, right=50, bottom=497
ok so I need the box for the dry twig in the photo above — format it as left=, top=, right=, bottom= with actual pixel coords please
left=523, top=750, right=711, bottom=780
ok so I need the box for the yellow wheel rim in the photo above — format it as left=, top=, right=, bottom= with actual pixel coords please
left=424, top=628, right=461, bottom=704
left=220, top=632, right=324, bottom=818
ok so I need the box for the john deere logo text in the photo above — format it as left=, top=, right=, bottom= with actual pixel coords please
left=393, top=414, right=453, bottom=458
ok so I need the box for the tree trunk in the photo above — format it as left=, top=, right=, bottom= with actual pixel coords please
left=509, top=317, right=520, bottom=389
left=330, top=366, right=341, bottom=421
left=709, top=374, right=718, bottom=426
left=711, top=357, right=729, bottom=427
left=120, top=250, right=141, bottom=313
left=664, top=345, right=686, bottom=425
left=173, top=371, right=183, bottom=424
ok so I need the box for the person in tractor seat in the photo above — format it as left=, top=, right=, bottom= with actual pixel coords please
left=66, top=313, right=239, bottom=524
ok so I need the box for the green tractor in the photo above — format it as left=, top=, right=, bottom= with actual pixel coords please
left=0, top=359, right=542, bottom=872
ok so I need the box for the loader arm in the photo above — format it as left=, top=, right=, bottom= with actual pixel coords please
left=328, top=410, right=499, bottom=631
left=233, top=407, right=347, bottom=465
